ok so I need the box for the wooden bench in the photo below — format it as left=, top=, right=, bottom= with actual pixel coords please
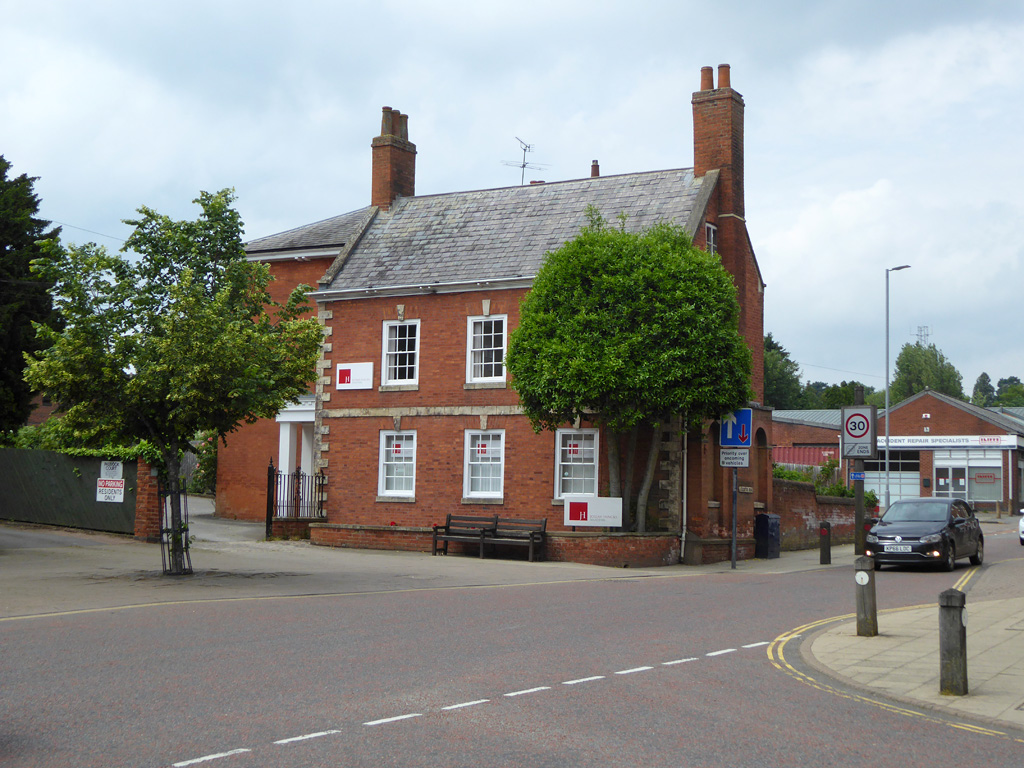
left=488, top=517, right=548, bottom=562
left=432, top=514, right=497, bottom=558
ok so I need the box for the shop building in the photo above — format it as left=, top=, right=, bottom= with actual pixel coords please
left=774, top=389, right=1024, bottom=511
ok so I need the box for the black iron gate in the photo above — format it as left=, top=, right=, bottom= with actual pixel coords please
left=265, top=461, right=327, bottom=538
left=159, top=481, right=193, bottom=575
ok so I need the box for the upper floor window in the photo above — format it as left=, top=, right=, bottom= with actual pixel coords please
left=466, top=315, right=506, bottom=383
left=382, top=320, right=420, bottom=385
left=705, top=223, right=718, bottom=255
left=555, top=428, right=598, bottom=499
left=379, top=430, right=416, bottom=497
left=464, top=430, right=504, bottom=498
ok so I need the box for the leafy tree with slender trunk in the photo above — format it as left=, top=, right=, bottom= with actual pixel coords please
left=971, top=372, right=995, bottom=407
left=763, top=333, right=803, bottom=410
left=889, top=341, right=964, bottom=404
left=25, top=190, right=322, bottom=573
left=0, top=155, right=60, bottom=435
left=507, top=209, right=752, bottom=531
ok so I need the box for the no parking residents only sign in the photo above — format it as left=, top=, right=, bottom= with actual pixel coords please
left=96, top=460, right=125, bottom=503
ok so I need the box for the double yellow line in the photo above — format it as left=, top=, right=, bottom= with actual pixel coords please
left=766, top=565, right=1017, bottom=742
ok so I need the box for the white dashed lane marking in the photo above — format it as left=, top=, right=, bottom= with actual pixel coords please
left=504, top=686, right=552, bottom=697
left=172, top=749, right=252, bottom=766
left=563, top=675, right=606, bottom=685
left=273, top=730, right=341, bottom=744
left=364, top=713, right=423, bottom=726
left=615, top=666, right=654, bottom=675
left=170, top=639, right=771, bottom=765
left=442, top=699, right=490, bottom=710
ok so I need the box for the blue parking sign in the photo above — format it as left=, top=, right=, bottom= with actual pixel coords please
left=720, top=409, right=752, bottom=448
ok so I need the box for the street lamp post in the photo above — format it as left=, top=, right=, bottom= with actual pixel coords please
left=885, top=264, right=911, bottom=510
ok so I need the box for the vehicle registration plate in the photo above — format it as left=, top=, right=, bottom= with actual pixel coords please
left=884, top=544, right=912, bottom=553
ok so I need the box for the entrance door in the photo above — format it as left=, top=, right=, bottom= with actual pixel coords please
left=935, top=467, right=967, bottom=500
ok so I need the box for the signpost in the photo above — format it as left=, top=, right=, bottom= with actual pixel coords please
left=843, top=396, right=875, bottom=554
left=720, top=409, right=752, bottom=570
left=841, top=406, right=877, bottom=459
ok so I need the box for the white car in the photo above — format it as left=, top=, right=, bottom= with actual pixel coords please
left=1019, top=512, right=1024, bottom=546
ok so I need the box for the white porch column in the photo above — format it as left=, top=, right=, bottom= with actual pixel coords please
left=279, top=422, right=298, bottom=475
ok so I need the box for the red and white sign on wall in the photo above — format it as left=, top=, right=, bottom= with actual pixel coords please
left=96, top=478, right=125, bottom=503
left=336, top=362, right=373, bottom=390
left=563, top=496, right=623, bottom=527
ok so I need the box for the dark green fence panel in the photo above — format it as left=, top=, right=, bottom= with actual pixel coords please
left=0, top=449, right=138, bottom=534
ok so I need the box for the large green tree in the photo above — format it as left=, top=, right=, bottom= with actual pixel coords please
left=507, top=210, right=752, bottom=531
left=995, top=377, right=1024, bottom=407
left=889, top=341, right=964, bottom=404
left=26, top=190, right=322, bottom=573
left=0, top=156, right=60, bottom=435
left=763, top=333, right=803, bottom=410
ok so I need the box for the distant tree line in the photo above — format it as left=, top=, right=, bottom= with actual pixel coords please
left=763, top=333, right=1023, bottom=410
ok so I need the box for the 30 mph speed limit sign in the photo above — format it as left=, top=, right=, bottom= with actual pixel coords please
left=841, top=406, right=877, bottom=458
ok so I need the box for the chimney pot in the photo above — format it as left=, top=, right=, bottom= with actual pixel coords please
left=700, top=66, right=714, bottom=91
left=380, top=106, right=394, bottom=136
left=717, top=64, right=731, bottom=89
left=591, top=160, right=600, bottom=177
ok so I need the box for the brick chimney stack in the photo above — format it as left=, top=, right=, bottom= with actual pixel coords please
left=692, top=64, right=744, bottom=219
left=371, top=106, right=416, bottom=211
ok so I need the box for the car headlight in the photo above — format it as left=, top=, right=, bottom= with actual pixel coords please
left=865, top=533, right=878, bottom=544
left=920, top=533, right=942, bottom=544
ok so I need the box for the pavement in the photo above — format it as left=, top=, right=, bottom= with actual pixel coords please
left=2, top=500, right=1023, bottom=734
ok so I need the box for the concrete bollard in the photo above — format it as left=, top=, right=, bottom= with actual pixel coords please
left=819, top=521, right=831, bottom=565
left=854, top=555, right=878, bottom=637
left=939, top=588, right=968, bottom=696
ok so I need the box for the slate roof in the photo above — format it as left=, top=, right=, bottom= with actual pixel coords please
left=247, top=168, right=713, bottom=294
left=772, top=410, right=844, bottom=428
left=246, top=207, right=377, bottom=254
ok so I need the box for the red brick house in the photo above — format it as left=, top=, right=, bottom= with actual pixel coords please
left=220, top=64, right=773, bottom=565
left=773, top=390, right=1024, bottom=512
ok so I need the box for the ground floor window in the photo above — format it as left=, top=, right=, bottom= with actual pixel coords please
left=464, top=430, right=504, bottom=498
left=556, top=429, right=598, bottom=498
left=379, top=431, right=416, bottom=497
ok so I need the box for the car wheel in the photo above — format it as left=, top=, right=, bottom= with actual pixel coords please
left=969, top=538, right=984, bottom=566
left=873, top=558, right=881, bottom=571
left=943, top=542, right=956, bottom=572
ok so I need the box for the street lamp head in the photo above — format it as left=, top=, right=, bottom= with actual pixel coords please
left=888, top=264, right=911, bottom=273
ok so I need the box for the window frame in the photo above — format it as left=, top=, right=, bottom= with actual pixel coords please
left=381, top=319, right=421, bottom=387
left=554, top=428, right=599, bottom=500
left=463, top=429, right=505, bottom=499
left=378, top=430, right=417, bottom=498
left=465, top=314, right=507, bottom=384
left=705, top=222, right=718, bottom=255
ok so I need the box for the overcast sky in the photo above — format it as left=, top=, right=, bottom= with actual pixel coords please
left=4, top=1, right=1022, bottom=395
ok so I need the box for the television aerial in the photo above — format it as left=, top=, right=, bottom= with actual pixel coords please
left=501, top=137, right=550, bottom=185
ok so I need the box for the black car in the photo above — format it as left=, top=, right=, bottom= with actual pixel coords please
left=865, top=498, right=983, bottom=571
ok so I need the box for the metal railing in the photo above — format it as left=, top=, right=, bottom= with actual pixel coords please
left=266, top=462, right=326, bottom=525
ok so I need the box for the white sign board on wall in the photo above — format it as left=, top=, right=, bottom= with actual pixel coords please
left=336, top=362, right=374, bottom=390
left=96, top=478, right=125, bottom=503
left=563, top=496, right=623, bottom=527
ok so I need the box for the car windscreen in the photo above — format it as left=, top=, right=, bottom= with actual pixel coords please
left=881, top=502, right=948, bottom=523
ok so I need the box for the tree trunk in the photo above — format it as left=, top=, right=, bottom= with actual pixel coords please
left=607, top=430, right=621, bottom=499
left=164, top=448, right=186, bottom=575
left=635, top=422, right=662, bottom=533
left=622, top=427, right=638, bottom=531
